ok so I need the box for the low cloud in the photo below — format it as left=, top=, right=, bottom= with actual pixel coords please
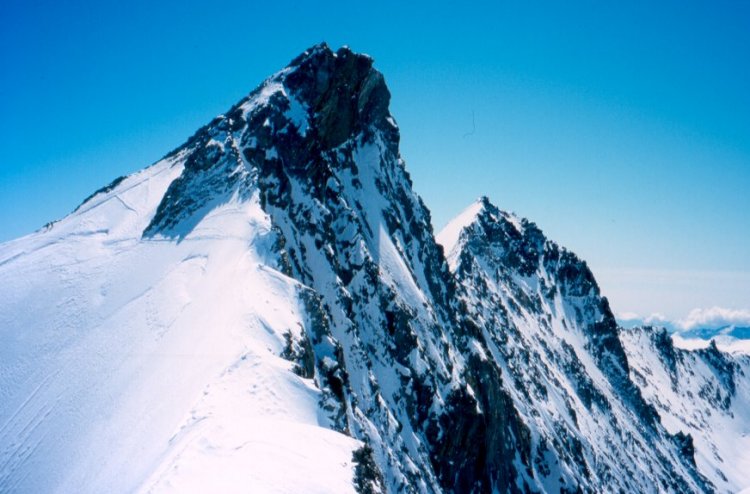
left=617, top=307, right=750, bottom=332
left=677, top=307, right=750, bottom=331
left=617, top=312, right=677, bottom=331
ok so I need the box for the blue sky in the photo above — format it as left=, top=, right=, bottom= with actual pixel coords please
left=1, top=0, right=748, bottom=321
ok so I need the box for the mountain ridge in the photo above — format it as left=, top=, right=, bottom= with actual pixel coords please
left=437, top=195, right=715, bottom=492
left=1, top=44, right=746, bottom=493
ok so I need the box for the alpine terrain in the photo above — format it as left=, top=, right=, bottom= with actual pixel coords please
left=0, top=44, right=747, bottom=493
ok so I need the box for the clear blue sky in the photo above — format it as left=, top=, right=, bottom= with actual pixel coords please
left=1, top=0, right=748, bottom=320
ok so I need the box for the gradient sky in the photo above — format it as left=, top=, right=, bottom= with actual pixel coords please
left=1, top=0, right=748, bottom=321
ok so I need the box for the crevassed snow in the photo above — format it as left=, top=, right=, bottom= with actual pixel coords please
left=0, top=163, right=358, bottom=493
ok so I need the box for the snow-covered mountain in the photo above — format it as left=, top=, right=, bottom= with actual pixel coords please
left=437, top=198, right=715, bottom=493
left=672, top=331, right=750, bottom=356
left=618, top=313, right=750, bottom=356
left=620, top=327, right=750, bottom=493
left=679, top=327, right=750, bottom=341
left=671, top=327, right=750, bottom=357
left=0, top=43, right=746, bottom=493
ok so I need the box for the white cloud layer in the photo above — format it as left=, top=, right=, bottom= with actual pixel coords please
left=617, top=307, right=750, bottom=332
left=677, top=307, right=750, bottom=331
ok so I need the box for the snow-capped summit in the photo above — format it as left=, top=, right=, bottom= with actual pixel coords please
left=137, top=42, right=396, bottom=239
left=0, top=45, right=745, bottom=493
left=0, top=43, right=407, bottom=494
left=437, top=196, right=528, bottom=272
left=437, top=196, right=487, bottom=268
left=0, top=43, right=477, bottom=494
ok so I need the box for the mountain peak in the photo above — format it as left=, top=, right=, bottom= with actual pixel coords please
left=476, top=194, right=492, bottom=208
left=282, top=43, right=391, bottom=149
left=142, top=44, right=398, bottom=237
left=287, top=42, right=333, bottom=64
left=435, top=197, right=487, bottom=256
left=436, top=196, right=528, bottom=270
left=288, top=42, right=372, bottom=67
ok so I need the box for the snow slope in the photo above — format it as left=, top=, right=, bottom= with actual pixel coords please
left=0, top=147, right=358, bottom=492
left=621, top=327, right=750, bottom=493
left=0, top=42, right=466, bottom=494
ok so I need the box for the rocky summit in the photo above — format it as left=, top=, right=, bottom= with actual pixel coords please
left=0, top=44, right=747, bottom=493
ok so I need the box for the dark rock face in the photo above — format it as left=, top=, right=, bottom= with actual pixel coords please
left=352, top=444, right=386, bottom=494
left=240, top=44, right=530, bottom=492
left=132, top=44, right=717, bottom=493
left=673, top=431, right=697, bottom=466
left=433, top=355, right=534, bottom=494
left=143, top=42, right=395, bottom=237
left=285, top=46, right=392, bottom=149
left=697, top=341, right=739, bottom=399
